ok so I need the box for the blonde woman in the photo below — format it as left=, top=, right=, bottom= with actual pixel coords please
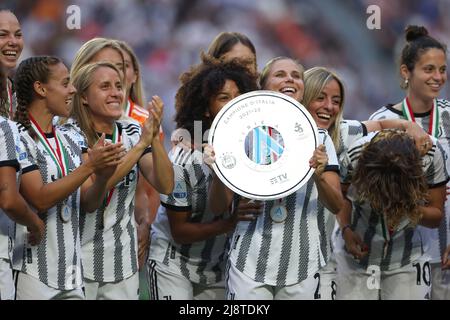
left=71, top=37, right=157, bottom=273
left=70, top=62, right=173, bottom=299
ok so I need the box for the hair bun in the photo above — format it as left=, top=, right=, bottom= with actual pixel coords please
left=405, top=25, right=429, bottom=42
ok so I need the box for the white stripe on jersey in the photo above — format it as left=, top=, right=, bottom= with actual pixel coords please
left=0, top=117, right=35, bottom=261
left=149, top=145, right=228, bottom=285
left=370, top=99, right=450, bottom=263
left=80, top=119, right=141, bottom=283
left=320, top=120, right=368, bottom=261
left=337, top=132, right=449, bottom=271
left=228, top=129, right=339, bottom=286
left=13, top=122, right=86, bottom=290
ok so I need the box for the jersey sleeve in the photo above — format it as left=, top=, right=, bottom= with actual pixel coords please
left=0, top=119, right=20, bottom=170
left=18, top=131, right=39, bottom=174
left=425, top=139, right=449, bottom=188
left=160, top=160, right=192, bottom=212
left=340, top=134, right=373, bottom=184
left=319, top=129, right=339, bottom=173
left=340, top=120, right=367, bottom=150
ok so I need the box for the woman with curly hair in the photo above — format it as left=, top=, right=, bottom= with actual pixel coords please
left=335, top=129, right=447, bottom=299
left=147, top=55, right=258, bottom=300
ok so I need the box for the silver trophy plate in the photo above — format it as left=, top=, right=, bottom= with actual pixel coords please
left=208, top=90, right=318, bottom=200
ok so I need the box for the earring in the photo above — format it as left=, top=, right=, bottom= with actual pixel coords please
left=404, top=78, right=409, bottom=87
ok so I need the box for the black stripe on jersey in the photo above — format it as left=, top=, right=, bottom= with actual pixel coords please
left=297, top=180, right=314, bottom=282
left=400, top=228, right=414, bottom=269
left=180, top=150, right=194, bottom=167
left=37, top=213, right=49, bottom=285
left=13, top=270, right=19, bottom=300
left=149, top=260, right=159, bottom=300
left=56, top=203, right=67, bottom=289
left=277, top=192, right=297, bottom=286
left=16, top=123, right=27, bottom=133
left=21, top=164, right=39, bottom=174
left=361, top=122, right=368, bottom=136
left=425, top=147, right=437, bottom=157
left=324, top=165, right=339, bottom=173
left=0, top=159, right=19, bottom=171
left=348, top=144, right=363, bottom=158
left=161, top=202, right=191, bottom=212
left=126, top=128, right=140, bottom=137
left=113, top=187, right=128, bottom=281
left=122, top=123, right=140, bottom=136
left=235, top=217, right=258, bottom=272
left=428, top=179, right=450, bottom=189
left=173, top=147, right=184, bottom=164
left=254, top=203, right=273, bottom=283
left=360, top=206, right=378, bottom=269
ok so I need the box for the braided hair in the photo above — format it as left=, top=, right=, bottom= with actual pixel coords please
left=14, top=56, right=61, bottom=139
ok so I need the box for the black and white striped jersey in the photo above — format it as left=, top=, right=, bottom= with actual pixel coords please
left=0, top=117, right=36, bottom=262
left=228, top=129, right=339, bottom=286
left=80, top=119, right=149, bottom=283
left=337, top=132, right=449, bottom=271
left=370, top=99, right=450, bottom=263
left=319, top=120, right=368, bottom=261
left=149, top=145, right=229, bottom=285
left=13, top=122, right=86, bottom=290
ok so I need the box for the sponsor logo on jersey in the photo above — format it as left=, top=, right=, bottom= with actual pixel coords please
left=173, top=181, right=187, bottom=199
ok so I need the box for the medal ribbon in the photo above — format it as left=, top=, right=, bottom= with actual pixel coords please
left=29, top=115, right=69, bottom=178
left=103, top=123, right=121, bottom=207
left=401, top=97, right=439, bottom=137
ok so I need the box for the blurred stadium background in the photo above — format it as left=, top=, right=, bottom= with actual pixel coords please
left=3, top=0, right=449, bottom=299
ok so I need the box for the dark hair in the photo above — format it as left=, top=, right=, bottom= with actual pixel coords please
left=207, top=32, right=257, bottom=73
left=0, top=66, right=7, bottom=118
left=14, top=56, right=62, bottom=138
left=207, top=32, right=256, bottom=59
left=401, top=25, right=447, bottom=71
left=175, top=54, right=257, bottom=138
left=352, top=129, right=428, bottom=229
